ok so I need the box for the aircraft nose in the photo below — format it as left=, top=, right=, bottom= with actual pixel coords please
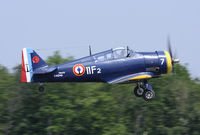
left=164, top=51, right=172, bottom=74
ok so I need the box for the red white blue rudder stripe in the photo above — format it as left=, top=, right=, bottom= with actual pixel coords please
left=21, top=48, right=48, bottom=83
left=21, top=48, right=34, bottom=83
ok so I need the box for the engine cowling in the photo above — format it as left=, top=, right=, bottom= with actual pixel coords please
left=157, top=51, right=172, bottom=74
left=142, top=51, right=172, bottom=74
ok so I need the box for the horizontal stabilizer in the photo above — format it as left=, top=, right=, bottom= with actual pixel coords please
left=33, top=66, right=57, bottom=75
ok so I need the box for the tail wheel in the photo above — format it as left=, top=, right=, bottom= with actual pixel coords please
left=39, top=86, right=44, bottom=92
left=134, top=86, right=144, bottom=97
left=143, top=90, right=155, bottom=101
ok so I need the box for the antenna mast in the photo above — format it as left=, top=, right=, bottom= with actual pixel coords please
left=89, top=45, right=92, bottom=56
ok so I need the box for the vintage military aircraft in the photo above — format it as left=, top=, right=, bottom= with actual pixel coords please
left=21, top=41, right=179, bottom=101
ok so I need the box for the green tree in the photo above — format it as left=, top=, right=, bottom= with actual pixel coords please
left=1, top=52, right=200, bottom=135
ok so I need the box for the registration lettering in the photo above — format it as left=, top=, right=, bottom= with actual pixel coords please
left=86, top=66, right=101, bottom=75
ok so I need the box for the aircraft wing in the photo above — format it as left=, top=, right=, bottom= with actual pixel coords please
left=107, top=72, right=154, bottom=84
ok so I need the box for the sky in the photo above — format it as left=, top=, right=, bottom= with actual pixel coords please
left=0, top=0, right=199, bottom=78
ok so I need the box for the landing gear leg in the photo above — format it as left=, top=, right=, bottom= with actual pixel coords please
left=39, top=83, right=45, bottom=92
left=134, top=80, right=155, bottom=101
left=134, top=82, right=145, bottom=97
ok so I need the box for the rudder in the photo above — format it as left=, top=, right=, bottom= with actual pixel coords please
left=21, top=48, right=48, bottom=83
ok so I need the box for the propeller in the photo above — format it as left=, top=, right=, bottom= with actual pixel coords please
left=167, top=36, right=180, bottom=73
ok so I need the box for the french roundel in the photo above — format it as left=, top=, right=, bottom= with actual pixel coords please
left=32, top=56, right=40, bottom=63
left=73, top=64, right=85, bottom=76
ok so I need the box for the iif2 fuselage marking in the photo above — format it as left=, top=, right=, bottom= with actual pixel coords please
left=86, top=66, right=101, bottom=75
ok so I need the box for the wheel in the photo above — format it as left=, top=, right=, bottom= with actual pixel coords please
left=134, top=86, right=145, bottom=97
left=39, top=86, right=44, bottom=92
left=143, top=90, right=155, bottom=101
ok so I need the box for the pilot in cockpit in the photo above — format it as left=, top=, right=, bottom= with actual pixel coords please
left=113, top=47, right=129, bottom=59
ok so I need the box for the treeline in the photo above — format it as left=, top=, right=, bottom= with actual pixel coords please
left=0, top=52, right=200, bottom=135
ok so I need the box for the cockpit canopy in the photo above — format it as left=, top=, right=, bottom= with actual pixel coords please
left=93, top=47, right=133, bottom=62
left=68, top=47, right=133, bottom=64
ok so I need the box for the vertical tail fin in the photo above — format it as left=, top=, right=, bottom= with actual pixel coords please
left=21, top=48, right=48, bottom=83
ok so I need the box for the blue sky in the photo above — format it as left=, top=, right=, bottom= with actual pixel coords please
left=0, top=0, right=199, bottom=78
